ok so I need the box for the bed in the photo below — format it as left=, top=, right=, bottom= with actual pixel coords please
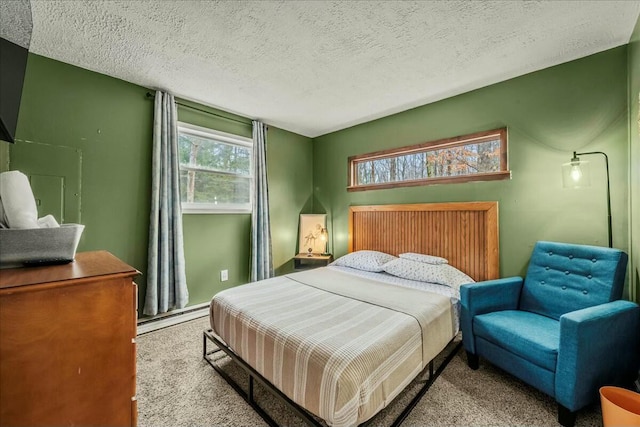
left=204, top=201, right=499, bottom=427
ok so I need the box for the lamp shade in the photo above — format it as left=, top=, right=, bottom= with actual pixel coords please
left=562, top=159, right=591, bottom=188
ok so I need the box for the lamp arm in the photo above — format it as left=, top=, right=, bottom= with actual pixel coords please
left=575, top=151, right=612, bottom=248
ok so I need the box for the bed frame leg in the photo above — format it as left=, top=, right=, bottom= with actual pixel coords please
left=202, top=332, right=207, bottom=359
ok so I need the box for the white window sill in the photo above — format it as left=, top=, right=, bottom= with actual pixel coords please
left=182, top=204, right=251, bottom=215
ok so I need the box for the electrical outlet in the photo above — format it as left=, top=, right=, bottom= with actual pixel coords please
left=220, top=269, right=228, bottom=281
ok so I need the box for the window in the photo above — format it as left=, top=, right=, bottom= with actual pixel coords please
left=178, top=122, right=253, bottom=213
left=348, top=128, right=509, bottom=191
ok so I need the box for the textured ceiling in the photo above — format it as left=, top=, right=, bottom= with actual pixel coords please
left=0, top=0, right=32, bottom=48
left=7, top=0, right=640, bottom=137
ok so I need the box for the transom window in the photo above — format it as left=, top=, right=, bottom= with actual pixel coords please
left=178, top=122, right=253, bottom=213
left=348, top=128, right=509, bottom=191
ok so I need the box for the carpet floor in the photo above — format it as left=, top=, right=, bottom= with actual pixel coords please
left=136, top=316, right=602, bottom=426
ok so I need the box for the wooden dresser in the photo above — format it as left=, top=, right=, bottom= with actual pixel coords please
left=0, top=251, right=139, bottom=426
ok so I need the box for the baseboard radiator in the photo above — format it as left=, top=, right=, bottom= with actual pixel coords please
left=137, top=302, right=210, bottom=335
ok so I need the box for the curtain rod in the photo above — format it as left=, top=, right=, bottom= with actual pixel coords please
left=145, top=92, right=251, bottom=126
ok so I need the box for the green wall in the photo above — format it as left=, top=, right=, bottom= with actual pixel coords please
left=629, top=15, right=640, bottom=302
left=12, top=53, right=154, bottom=300
left=11, top=53, right=313, bottom=314
left=9, top=43, right=636, bottom=309
left=266, top=126, right=315, bottom=275
left=314, top=47, right=630, bottom=287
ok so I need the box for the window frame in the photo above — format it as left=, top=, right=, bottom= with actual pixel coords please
left=347, top=127, right=510, bottom=192
left=177, top=122, right=253, bottom=214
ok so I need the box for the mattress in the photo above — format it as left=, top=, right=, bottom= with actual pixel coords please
left=210, top=267, right=456, bottom=427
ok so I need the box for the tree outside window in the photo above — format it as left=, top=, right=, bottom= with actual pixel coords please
left=178, top=123, right=252, bottom=213
left=349, top=128, right=509, bottom=191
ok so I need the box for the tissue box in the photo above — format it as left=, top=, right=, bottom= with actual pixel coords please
left=0, top=224, right=85, bottom=268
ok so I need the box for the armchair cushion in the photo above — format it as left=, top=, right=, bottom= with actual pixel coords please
left=474, top=310, right=560, bottom=371
left=460, top=277, right=523, bottom=353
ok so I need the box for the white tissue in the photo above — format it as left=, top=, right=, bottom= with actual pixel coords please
left=37, top=214, right=60, bottom=228
left=0, top=171, right=39, bottom=229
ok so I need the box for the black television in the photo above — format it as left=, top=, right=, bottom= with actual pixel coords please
left=0, top=37, right=29, bottom=144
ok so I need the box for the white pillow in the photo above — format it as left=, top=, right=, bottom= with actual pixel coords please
left=330, top=250, right=397, bottom=272
left=383, top=258, right=474, bottom=290
left=399, top=252, right=448, bottom=265
left=0, top=170, right=39, bottom=229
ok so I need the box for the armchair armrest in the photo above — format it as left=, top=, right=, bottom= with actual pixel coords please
left=556, top=300, right=640, bottom=411
left=461, top=277, right=523, bottom=316
left=460, top=277, right=523, bottom=353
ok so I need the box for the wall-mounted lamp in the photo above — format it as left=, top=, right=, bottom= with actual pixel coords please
left=561, top=151, right=612, bottom=248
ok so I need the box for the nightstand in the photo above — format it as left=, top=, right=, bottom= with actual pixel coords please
left=293, top=253, right=333, bottom=270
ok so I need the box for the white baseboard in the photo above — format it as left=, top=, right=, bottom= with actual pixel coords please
left=137, top=302, right=210, bottom=335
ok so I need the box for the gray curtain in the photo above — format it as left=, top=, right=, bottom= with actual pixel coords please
left=143, top=90, right=189, bottom=316
left=251, top=120, right=273, bottom=281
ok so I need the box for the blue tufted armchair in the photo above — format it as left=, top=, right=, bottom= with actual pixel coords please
left=461, top=241, right=640, bottom=427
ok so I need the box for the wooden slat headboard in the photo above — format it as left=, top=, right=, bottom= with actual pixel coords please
left=348, top=202, right=499, bottom=281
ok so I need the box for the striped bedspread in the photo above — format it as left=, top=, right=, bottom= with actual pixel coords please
left=210, top=267, right=455, bottom=426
